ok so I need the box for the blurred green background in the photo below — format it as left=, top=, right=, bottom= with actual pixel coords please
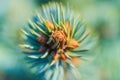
left=0, top=0, right=120, bottom=80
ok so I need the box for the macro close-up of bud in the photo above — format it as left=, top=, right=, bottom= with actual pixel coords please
left=1, top=0, right=120, bottom=80
left=19, top=3, right=96, bottom=80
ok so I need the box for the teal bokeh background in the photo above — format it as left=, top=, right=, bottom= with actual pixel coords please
left=0, top=0, right=120, bottom=80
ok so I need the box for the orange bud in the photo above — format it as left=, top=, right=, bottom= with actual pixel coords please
left=61, top=53, right=66, bottom=61
left=68, top=39, right=79, bottom=48
left=46, top=20, right=54, bottom=30
left=54, top=53, right=60, bottom=60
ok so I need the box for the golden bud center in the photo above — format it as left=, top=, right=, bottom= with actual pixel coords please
left=52, top=30, right=67, bottom=42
